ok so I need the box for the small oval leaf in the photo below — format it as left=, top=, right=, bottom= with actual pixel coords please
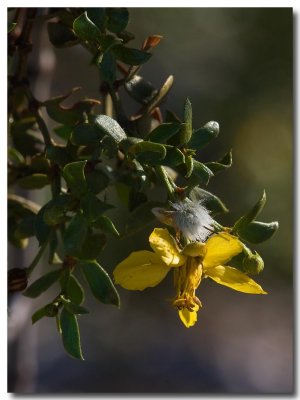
left=24, top=269, right=61, bottom=298
left=94, top=115, right=127, bottom=143
left=79, top=260, right=120, bottom=307
left=60, top=308, right=84, bottom=360
left=237, top=220, right=279, bottom=244
left=63, top=161, right=88, bottom=198
left=188, top=121, right=219, bottom=149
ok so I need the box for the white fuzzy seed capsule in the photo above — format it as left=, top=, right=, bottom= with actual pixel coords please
left=152, top=198, right=214, bottom=242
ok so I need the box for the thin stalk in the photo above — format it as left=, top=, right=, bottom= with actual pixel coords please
left=25, top=238, right=49, bottom=277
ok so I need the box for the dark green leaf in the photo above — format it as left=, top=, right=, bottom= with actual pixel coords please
left=129, top=141, right=166, bottom=164
left=98, top=51, right=117, bottom=83
left=162, top=146, right=185, bottom=167
left=35, top=204, right=52, bottom=245
left=73, top=11, right=101, bottom=42
left=237, top=220, right=279, bottom=244
left=188, top=121, right=219, bottom=149
left=61, top=298, right=89, bottom=315
left=189, top=187, right=229, bottom=215
left=66, top=275, right=85, bottom=305
left=8, top=148, right=25, bottom=165
left=147, top=123, right=181, bottom=143
left=47, top=22, right=79, bottom=47
left=92, top=215, right=120, bottom=236
left=112, top=45, right=151, bottom=65
left=125, top=75, right=158, bottom=105
left=80, top=192, right=113, bottom=222
left=80, top=260, right=120, bottom=307
left=71, top=123, right=104, bottom=145
left=63, top=213, right=88, bottom=256
left=24, top=269, right=61, bottom=298
left=60, top=307, right=84, bottom=360
left=53, top=125, right=73, bottom=141
left=165, top=109, right=181, bottom=124
left=86, top=169, right=110, bottom=194
left=63, top=160, right=88, bottom=198
left=86, top=8, right=106, bottom=31
left=43, top=193, right=76, bottom=226
left=233, top=191, right=267, bottom=232
left=8, top=22, right=17, bottom=33
left=106, top=8, right=129, bottom=33
left=14, top=214, right=36, bottom=239
left=17, top=174, right=50, bottom=189
left=184, top=155, right=194, bottom=178
left=31, top=305, right=48, bottom=324
left=188, top=160, right=214, bottom=186
left=94, top=115, right=127, bottom=143
left=125, top=201, right=164, bottom=235
left=206, top=150, right=232, bottom=174
left=46, top=144, right=74, bottom=167
left=79, top=231, right=107, bottom=259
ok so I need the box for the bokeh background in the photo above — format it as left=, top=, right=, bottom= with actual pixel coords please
left=8, top=8, right=293, bottom=394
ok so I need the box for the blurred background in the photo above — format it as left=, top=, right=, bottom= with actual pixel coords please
left=8, top=8, right=293, bottom=394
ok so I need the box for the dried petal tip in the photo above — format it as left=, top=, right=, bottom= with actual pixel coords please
left=170, top=199, right=214, bottom=242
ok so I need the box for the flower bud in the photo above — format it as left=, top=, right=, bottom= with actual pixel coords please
left=243, top=251, right=264, bottom=275
left=8, top=268, right=28, bottom=293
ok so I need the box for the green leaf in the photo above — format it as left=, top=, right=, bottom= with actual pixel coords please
left=106, top=8, right=129, bottom=33
left=8, top=147, right=25, bottom=165
left=86, top=169, right=110, bottom=194
left=94, top=115, right=127, bottom=143
left=17, top=174, right=50, bottom=189
left=162, top=146, right=185, bottom=167
left=188, top=160, right=214, bottom=186
left=14, top=214, right=36, bottom=239
left=24, top=269, right=61, bottom=298
left=92, top=215, right=120, bottom=236
left=43, top=193, right=76, bottom=226
left=63, top=213, right=88, bottom=256
left=112, top=45, right=151, bottom=65
left=63, top=161, right=88, bottom=198
left=80, top=192, right=113, bottom=222
left=31, top=305, right=48, bottom=324
left=53, top=125, right=73, bottom=141
left=86, top=8, right=106, bottom=31
left=206, top=150, right=232, bottom=174
left=147, top=123, right=181, bottom=143
left=61, top=298, right=89, bottom=315
left=79, top=231, right=107, bottom=259
left=125, top=201, right=164, bottom=235
left=8, top=22, right=17, bottom=33
left=79, top=260, right=120, bottom=307
left=237, top=220, right=279, bottom=244
left=44, top=89, right=100, bottom=125
left=71, top=122, right=104, bottom=145
left=73, top=11, right=101, bottom=42
left=98, top=51, right=117, bottom=83
left=60, top=307, right=84, bottom=360
left=184, top=155, right=194, bottom=178
left=179, top=98, right=193, bottom=144
left=66, top=275, right=85, bottom=305
left=128, top=141, right=166, bottom=164
left=125, top=75, right=158, bottom=105
left=189, top=187, right=229, bottom=215
left=46, top=144, right=73, bottom=167
left=233, top=191, right=267, bottom=232
left=188, top=121, right=219, bottom=149
left=47, top=22, right=79, bottom=47
left=35, top=204, right=52, bottom=245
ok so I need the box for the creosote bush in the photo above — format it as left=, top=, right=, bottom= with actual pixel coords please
left=8, top=8, right=278, bottom=359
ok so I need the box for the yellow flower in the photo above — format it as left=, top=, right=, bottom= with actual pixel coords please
left=113, top=228, right=266, bottom=328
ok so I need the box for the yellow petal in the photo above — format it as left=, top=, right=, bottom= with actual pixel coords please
left=182, top=242, right=206, bottom=258
left=113, top=251, right=170, bottom=290
left=205, top=265, right=267, bottom=294
left=203, top=232, right=243, bottom=270
left=149, top=228, right=186, bottom=267
left=178, top=304, right=200, bottom=328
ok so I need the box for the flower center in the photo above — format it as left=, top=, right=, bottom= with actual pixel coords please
left=173, top=256, right=203, bottom=311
